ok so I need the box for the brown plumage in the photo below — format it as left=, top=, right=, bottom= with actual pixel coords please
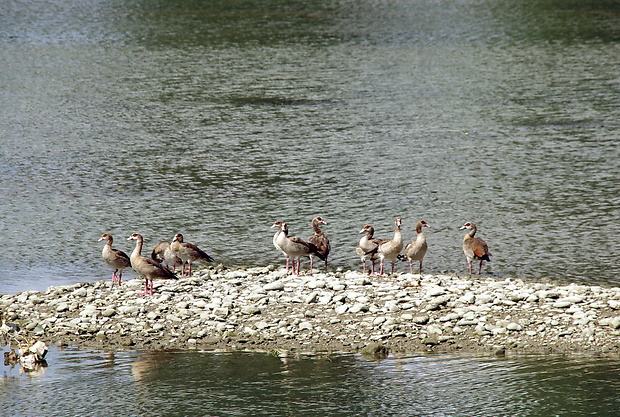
left=308, top=216, right=331, bottom=272
left=151, top=241, right=183, bottom=272
left=98, top=233, right=131, bottom=286
left=127, top=233, right=177, bottom=296
left=460, top=222, right=491, bottom=276
left=404, top=220, right=430, bottom=275
left=356, top=225, right=382, bottom=275
left=273, top=222, right=323, bottom=275
left=170, top=233, right=214, bottom=277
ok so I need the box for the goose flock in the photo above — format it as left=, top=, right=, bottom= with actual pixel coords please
left=98, top=217, right=491, bottom=295
left=98, top=232, right=214, bottom=296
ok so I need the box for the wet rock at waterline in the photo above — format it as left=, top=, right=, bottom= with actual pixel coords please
left=1, top=266, right=620, bottom=356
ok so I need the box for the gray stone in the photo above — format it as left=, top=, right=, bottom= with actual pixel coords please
left=299, top=321, right=313, bottom=330
left=73, top=288, right=88, bottom=297
left=508, top=292, right=529, bottom=302
left=305, top=292, right=319, bottom=304
left=427, top=295, right=451, bottom=310
left=459, top=293, right=476, bottom=304
left=56, top=302, right=69, bottom=313
left=412, top=315, right=430, bottom=325
left=335, top=305, right=349, bottom=314
left=506, top=323, right=523, bottom=331
left=476, top=294, right=495, bottom=304
left=213, top=307, right=230, bottom=317
left=349, top=304, right=369, bottom=314
left=426, top=287, right=446, bottom=297
left=330, top=283, right=347, bottom=291
left=264, top=281, right=285, bottom=291
left=240, top=306, right=261, bottom=315
left=118, top=305, right=139, bottom=315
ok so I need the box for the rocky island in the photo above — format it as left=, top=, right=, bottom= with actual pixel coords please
left=2, top=266, right=620, bottom=357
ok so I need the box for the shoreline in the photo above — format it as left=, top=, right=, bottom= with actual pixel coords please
left=2, top=265, right=620, bottom=357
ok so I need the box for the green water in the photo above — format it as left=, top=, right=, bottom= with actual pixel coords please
left=2, top=348, right=620, bottom=416
left=1, top=0, right=619, bottom=293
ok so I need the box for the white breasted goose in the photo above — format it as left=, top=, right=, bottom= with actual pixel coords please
left=460, top=222, right=491, bottom=276
left=127, top=233, right=177, bottom=296
left=274, top=222, right=323, bottom=275
left=356, top=225, right=381, bottom=275
left=151, top=240, right=183, bottom=273
left=404, top=220, right=430, bottom=275
left=271, top=221, right=290, bottom=272
left=170, top=233, right=214, bottom=277
left=98, top=233, right=131, bottom=286
left=367, top=218, right=404, bottom=276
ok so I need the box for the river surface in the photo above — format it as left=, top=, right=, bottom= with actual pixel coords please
left=1, top=1, right=619, bottom=414
left=0, top=0, right=619, bottom=294
left=1, top=347, right=619, bottom=417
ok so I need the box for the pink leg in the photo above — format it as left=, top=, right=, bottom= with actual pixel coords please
left=362, top=261, right=367, bottom=274
left=370, top=260, right=376, bottom=275
left=409, top=262, right=413, bottom=274
left=379, top=261, right=385, bottom=276
left=140, top=279, right=150, bottom=296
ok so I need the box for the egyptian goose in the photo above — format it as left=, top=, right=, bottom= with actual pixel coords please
left=308, top=216, right=331, bottom=272
left=404, top=220, right=430, bottom=275
left=127, top=233, right=177, bottom=295
left=98, top=233, right=131, bottom=286
left=460, top=222, right=491, bottom=275
left=151, top=241, right=183, bottom=272
left=356, top=225, right=381, bottom=275
left=367, top=218, right=404, bottom=276
left=271, top=221, right=290, bottom=272
left=274, top=222, right=324, bottom=275
left=170, top=233, right=214, bottom=277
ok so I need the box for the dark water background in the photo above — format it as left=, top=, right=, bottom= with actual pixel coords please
left=1, top=0, right=619, bottom=294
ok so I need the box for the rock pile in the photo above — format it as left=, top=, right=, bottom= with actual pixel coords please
left=2, top=266, right=620, bottom=355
